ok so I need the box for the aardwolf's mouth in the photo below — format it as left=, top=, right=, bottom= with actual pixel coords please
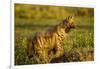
left=70, top=22, right=76, bottom=28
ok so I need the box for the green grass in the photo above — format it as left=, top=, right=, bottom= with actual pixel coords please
left=15, top=16, right=94, bottom=65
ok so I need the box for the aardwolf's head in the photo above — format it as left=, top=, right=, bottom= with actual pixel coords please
left=61, top=16, right=76, bottom=33
left=67, top=16, right=76, bottom=28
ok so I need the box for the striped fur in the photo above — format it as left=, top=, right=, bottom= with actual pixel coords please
left=27, top=16, right=75, bottom=64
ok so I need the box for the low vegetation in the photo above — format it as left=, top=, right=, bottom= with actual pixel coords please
left=15, top=4, right=94, bottom=65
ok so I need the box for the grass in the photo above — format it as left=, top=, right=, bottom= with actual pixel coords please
left=15, top=16, right=94, bottom=65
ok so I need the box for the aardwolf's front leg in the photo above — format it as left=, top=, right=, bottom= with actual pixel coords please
left=54, top=43, right=64, bottom=58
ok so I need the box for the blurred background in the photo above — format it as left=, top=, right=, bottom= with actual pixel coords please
left=15, top=4, right=93, bottom=19
left=15, top=4, right=94, bottom=65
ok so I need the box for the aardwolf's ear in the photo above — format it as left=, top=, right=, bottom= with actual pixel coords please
left=66, top=16, right=74, bottom=21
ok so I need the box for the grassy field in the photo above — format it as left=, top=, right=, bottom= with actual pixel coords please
left=15, top=4, right=94, bottom=65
